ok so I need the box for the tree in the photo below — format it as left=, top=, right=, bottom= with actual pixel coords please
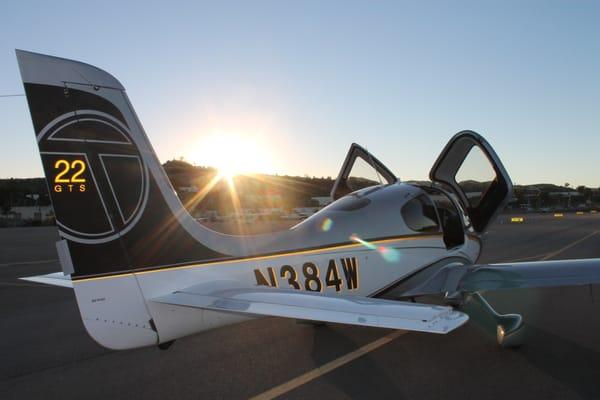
left=539, top=191, right=550, bottom=208
left=0, top=188, right=10, bottom=214
left=584, top=188, right=593, bottom=204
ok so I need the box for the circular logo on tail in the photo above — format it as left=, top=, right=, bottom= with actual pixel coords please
left=38, top=110, right=149, bottom=244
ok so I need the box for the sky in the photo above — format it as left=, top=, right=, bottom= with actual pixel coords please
left=1, top=1, right=600, bottom=186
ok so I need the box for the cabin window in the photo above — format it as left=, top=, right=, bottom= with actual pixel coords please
left=401, top=195, right=440, bottom=233
left=429, top=191, right=465, bottom=248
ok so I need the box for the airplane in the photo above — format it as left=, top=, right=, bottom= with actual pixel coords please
left=16, top=50, right=600, bottom=351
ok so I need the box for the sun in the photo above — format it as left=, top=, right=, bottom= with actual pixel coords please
left=187, top=132, right=274, bottom=178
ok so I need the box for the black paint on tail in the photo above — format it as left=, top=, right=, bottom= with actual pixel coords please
left=19, top=52, right=225, bottom=279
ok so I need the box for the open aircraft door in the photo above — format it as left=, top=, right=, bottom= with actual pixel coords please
left=429, top=131, right=513, bottom=233
left=331, top=143, right=397, bottom=200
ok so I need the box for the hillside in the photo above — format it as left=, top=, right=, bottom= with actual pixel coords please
left=1, top=160, right=597, bottom=215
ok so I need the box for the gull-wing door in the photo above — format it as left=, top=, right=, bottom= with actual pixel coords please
left=331, top=143, right=397, bottom=200
left=429, top=131, right=513, bottom=233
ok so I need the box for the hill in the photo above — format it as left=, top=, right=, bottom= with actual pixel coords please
left=1, top=160, right=598, bottom=215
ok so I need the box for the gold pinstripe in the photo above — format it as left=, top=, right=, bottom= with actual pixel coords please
left=73, top=234, right=443, bottom=283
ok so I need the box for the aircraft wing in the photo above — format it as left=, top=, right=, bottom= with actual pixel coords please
left=403, top=258, right=600, bottom=296
left=151, top=281, right=468, bottom=334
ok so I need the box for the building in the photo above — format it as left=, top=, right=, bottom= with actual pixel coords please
left=1, top=205, right=54, bottom=223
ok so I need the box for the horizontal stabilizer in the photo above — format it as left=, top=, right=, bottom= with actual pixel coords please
left=152, top=281, right=468, bottom=334
left=20, top=272, right=73, bottom=288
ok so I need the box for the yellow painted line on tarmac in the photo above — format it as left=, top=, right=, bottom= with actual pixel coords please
left=540, top=230, right=599, bottom=261
left=504, top=231, right=599, bottom=263
left=249, top=330, right=406, bottom=400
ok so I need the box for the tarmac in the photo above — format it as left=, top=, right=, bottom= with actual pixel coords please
left=2, top=213, right=600, bottom=399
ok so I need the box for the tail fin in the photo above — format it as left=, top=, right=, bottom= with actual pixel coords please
left=16, top=50, right=228, bottom=280
left=16, top=50, right=307, bottom=350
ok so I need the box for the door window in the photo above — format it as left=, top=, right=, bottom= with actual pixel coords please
left=455, top=146, right=497, bottom=208
left=347, top=157, right=384, bottom=192
left=331, top=143, right=396, bottom=200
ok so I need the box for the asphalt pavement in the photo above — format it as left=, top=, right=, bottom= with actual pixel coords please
left=2, top=213, right=600, bottom=399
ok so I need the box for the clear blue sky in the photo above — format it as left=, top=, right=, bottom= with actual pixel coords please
left=1, top=1, right=600, bottom=186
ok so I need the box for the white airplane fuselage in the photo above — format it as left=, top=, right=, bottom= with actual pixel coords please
left=73, top=183, right=481, bottom=349
left=22, top=50, right=600, bottom=352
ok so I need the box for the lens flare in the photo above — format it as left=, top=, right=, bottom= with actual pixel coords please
left=321, top=218, right=333, bottom=232
left=378, top=245, right=401, bottom=263
left=350, top=234, right=377, bottom=250
left=350, top=234, right=400, bottom=263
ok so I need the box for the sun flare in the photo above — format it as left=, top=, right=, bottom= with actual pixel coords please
left=188, top=133, right=274, bottom=178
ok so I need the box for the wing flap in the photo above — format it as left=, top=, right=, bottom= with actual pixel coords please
left=152, top=283, right=468, bottom=334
